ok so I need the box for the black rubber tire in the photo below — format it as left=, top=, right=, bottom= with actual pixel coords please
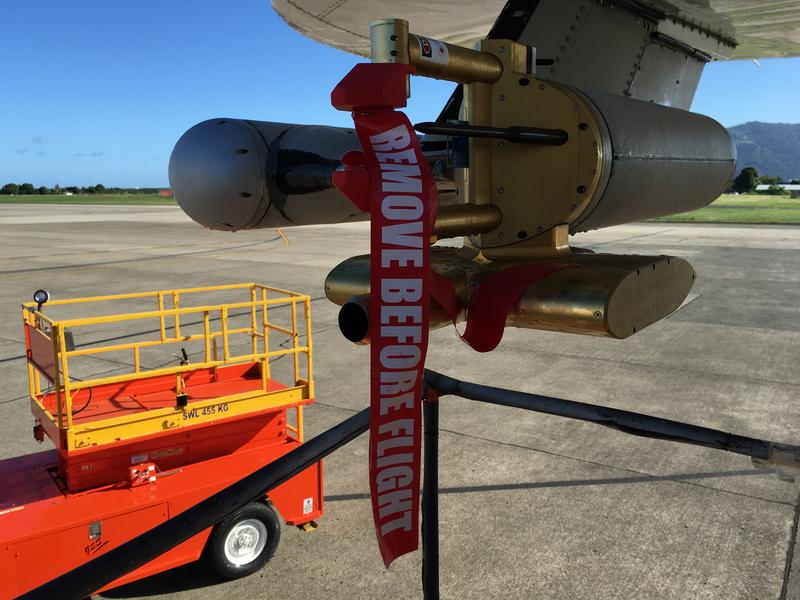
left=204, top=502, right=281, bottom=580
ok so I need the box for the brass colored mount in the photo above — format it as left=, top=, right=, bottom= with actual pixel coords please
left=370, top=19, right=503, bottom=83
left=468, top=39, right=608, bottom=260
left=340, top=19, right=701, bottom=342
left=367, top=19, right=608, bottom=259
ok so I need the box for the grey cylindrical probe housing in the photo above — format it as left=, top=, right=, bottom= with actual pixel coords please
left=170, top=95, right=735, bottom=237
left=169, top=118, right=365, bottom=231
left=569, top=89, right=736, bottom=232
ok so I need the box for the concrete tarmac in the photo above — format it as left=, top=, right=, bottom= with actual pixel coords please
left=0, top=204, right=797, bottom=599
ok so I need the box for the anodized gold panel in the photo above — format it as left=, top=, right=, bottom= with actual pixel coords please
left=473, top=40, right=610, bottom=259
left=509, top=255, right=696, bottom=338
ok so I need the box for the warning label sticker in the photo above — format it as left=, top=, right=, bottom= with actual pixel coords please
left=416, top=36, right=449, bottom=65
left=303, top=497, right=313, bottom=515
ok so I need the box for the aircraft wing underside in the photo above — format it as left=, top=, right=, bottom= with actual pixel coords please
left=273, top=0, right=800, bottom=110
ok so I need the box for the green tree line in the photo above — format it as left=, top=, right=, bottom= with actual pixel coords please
left=0, top=183, right=165, bottom=195
left=726, top=167, right=800, bottom=195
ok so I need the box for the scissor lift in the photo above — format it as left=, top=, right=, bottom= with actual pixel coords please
left=1, top=283, right=323, bottom=598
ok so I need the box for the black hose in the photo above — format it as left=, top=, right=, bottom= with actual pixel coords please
left=415, top=121, right=568, bottom=146
left=423, top=369, right=791, bottom=462
left=422, top=395, right=440, bottom=600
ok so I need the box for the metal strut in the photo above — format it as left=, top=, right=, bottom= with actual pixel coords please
left=415, top=369, right=800, bottom=600
left=414, top=121, right=568, bottom=146
left=423, top=369, right=800, bottom=475
left=422, top=390, right=440, bottom=600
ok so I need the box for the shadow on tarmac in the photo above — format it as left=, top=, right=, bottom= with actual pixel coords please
left=324, top=468, right=772, bottom=503
left=100, top=468, right=769, bottom=598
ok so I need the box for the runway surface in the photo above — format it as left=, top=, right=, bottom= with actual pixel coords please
left=0, top=204, right=797, bottom=599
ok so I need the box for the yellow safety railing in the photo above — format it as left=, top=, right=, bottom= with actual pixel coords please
left=22, top=283, right=313, bottom=449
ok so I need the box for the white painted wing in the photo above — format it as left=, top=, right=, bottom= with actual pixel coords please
left=272, top=0, right=800, bottom=59
left=272, top=0, right=506, bottom=56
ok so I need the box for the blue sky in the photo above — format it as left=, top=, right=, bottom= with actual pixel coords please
left=2, top=0, right=799, bottom=187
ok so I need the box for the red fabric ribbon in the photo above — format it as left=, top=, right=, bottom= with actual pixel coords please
left=431, top=263, right=571, bottom=352
left=332, top=63, right=436, bottom=568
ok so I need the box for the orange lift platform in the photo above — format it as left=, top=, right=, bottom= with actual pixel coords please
left=0, top=283, right=322, bottom=598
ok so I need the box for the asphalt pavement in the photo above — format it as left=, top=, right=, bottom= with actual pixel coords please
left=0, top=204, right=797, bottom=599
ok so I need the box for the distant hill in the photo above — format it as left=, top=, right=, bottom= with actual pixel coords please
left=727, top=122, right=800, bottom=181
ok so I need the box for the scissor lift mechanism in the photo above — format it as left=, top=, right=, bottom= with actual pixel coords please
left=2, top=283, right=323, bottom=598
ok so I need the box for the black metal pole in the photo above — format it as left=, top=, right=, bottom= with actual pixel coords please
left=414, top=121, right=568, bottom=146
left=423, top=369, right=800, bottom=471
left=17, top=407, right=370, bottom=600
left=422, top=393, right=440, bottom=600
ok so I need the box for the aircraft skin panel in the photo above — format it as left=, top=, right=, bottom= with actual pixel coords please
left=630, top=40, right=706, bottom=108
left=273, top=0, right=800, bottom=59
left=511, top=0, right=713, bottom=109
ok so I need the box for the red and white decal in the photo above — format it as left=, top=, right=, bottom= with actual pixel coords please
left=416, top=36, right=449, bottom=65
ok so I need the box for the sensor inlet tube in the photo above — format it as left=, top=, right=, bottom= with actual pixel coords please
left=569, top=88, right=736, bottom=232
left=169, top=119, right=365, bottom=231
left=169, top=118, right=470, bottom=232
